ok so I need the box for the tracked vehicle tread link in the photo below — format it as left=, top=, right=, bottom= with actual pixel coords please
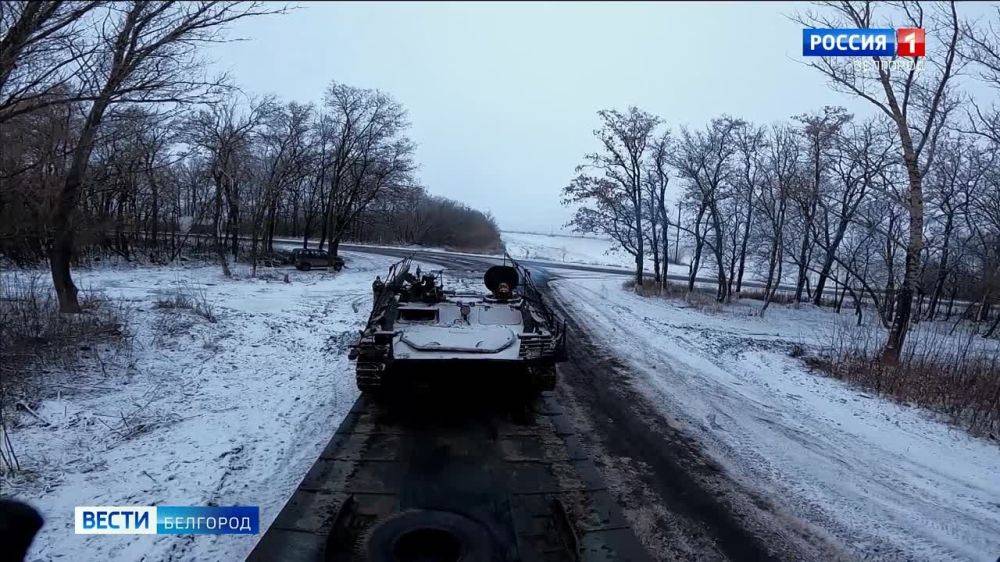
left=349, top=255, right=566, bottom=393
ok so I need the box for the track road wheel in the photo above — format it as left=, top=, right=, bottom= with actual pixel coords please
left=356, top=362, right=385, bottom=393
left=529, top=365, right=556, bottom=392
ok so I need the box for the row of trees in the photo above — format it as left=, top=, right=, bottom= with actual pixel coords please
left=0, top=2, right=501, bottom=309
left=563, top=2, right=1000, bottom=360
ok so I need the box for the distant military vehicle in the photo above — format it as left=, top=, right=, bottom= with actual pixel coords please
left=349, top=256, right=566, bottom=392
left=291, top=248, right=344, bottom=271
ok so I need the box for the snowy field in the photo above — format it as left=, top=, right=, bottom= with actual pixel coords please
left=502, top=230, right=656, bottom=270
left=5, top=252, right=403, bottom=561
left=552, top=271, right=1000, bottom=561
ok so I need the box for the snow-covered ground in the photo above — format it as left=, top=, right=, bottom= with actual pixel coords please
left=5, top=252, right=403, bottom=561
left=502, top=230, right=656, bottom=270
left=551, top=271, right=1000, bottom=561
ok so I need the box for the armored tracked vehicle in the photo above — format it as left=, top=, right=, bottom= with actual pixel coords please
left=349, top=256, right=566, bottom=392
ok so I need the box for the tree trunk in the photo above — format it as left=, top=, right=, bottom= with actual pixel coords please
left=661, top=226, right=670, bottom=284
left=674, top=203, right=682, bottom=264
left=330, top=237, right=340, bottom=260
left=881, top=149, right=924, bottom=364
left=688, top=237, right=703, bottom=293
left=813, top=215, right=853, bottom=305
left=49, top=97, right=111, bottom=312
left=634, top=192, right=644, bottom=288
left=927, top=214, right=954, bottom=319
left=946, top=286, right=956, bottom=320
left=761, top=231, right=782, bottom=314
left=735, top=199, right=753, bottom=294
left=228, top=201, right=239, bottom=258
left=762, top=239, right=779, bottom=299
left=977, top=292, right=992, bottom=323
left=793, top=229, right=810, bottom=302
left=150, top=179, right=159, bottom=250
left=650, top=221, right=661, bottom=284
left=709, top=204, right=728, bottom=302
left=984, top=309, right=1000, bottom=339
left=687, top=209, right=706, bottom=293
left=835, top=269, right=846, bottom=313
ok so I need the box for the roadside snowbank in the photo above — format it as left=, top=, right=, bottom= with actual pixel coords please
left=6, top=252, right=397, bottom=561
left=552, top=272, right=1000, bottom=561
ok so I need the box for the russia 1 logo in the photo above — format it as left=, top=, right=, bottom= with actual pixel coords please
left=896, top=28, right=925, bottom=57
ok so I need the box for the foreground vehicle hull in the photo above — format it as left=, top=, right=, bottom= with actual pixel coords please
left=248, top=392, right=651, bottom=562
left=359, top=359, right=558, bottom=393
left=350, top=256, right=566, bottom=394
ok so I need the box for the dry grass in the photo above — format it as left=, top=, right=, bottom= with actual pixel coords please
left=1, top=272, right=131, bottom=385
left=736, top=287, right=801, bottom=305
left=627, top=279, right=724, bottom=313
left=151, top=287, right=217, bottom=345
left=153, top=287, right=216, bottom=323
left=809, top=321, right=1000, bottom=439
left=0, top=271, right=132, bottom=473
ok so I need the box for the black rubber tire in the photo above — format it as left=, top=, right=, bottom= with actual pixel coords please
left=300, top=262, right=311, bottom=271
left=333, top=263, right=343, bottom=272
left=367, top=510, right=495, bottom=562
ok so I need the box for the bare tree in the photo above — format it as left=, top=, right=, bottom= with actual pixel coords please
left=250, top=100, right=313, bottom=271
left=732, top=121, right=767, bottom=296
left=757, top=124, right=802, bottom=312
left=48, top=2, right=278, bottom=312
left=958, top=3, right=1000, bottom=334
left=812, top=117, right=893, bottom=305
left=798, top=1, right=962, bottom=362
left=645, top=131, right=672, bottom=284
left=2, top=13, right=505, bottom=275
left=563, top=107, right=660, bottom=286
left=0, top=0, right=99, bottom=122
left=186, top=96, right=272, bottom=275
left=963, top=151, right=1000, bottom=330
left=317, top=81, right=414, bottom=261
left=791, top=106, right=851, bottom=303
left=923, top=135, right=982, bottom=318
left=671, top=117, right=743, bottom=301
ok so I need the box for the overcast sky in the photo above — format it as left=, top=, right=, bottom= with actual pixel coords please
left=206, top=2, right=990, bottom=233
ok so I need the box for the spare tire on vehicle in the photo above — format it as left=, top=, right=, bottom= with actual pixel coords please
left=483, top=265, right=518, bottom=293
left=366, top=509, right=497, bottom=562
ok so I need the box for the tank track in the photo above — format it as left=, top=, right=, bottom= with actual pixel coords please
left=355, top=363, right=384, bottom=392
left=529, top=365, right=557, bottom=391
left=355, top=344, right=390, bottom=392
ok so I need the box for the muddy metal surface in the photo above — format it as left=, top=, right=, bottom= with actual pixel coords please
left=249, top=390, right=650, bottom=561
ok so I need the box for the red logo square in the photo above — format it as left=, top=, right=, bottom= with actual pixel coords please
left=897, top=28, right=925, bottom=57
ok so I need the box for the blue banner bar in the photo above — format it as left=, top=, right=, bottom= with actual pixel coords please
left=157, top=505, right=259, bottom=535
left=802, top=28, right=895, bottom=57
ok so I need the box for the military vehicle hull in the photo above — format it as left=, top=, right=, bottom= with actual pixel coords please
left=351, top=257, right=565, bottom=393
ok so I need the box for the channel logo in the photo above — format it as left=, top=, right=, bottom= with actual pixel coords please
left=75, top=505, right=259, bottom=535
left=802, top=28, right=925, bottom=57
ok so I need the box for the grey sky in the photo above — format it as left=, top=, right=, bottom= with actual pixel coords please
left=206, top=2, right=990, bottom=232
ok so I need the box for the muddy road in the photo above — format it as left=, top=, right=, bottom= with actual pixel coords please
left=252, top=247, right=832, bottom=561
